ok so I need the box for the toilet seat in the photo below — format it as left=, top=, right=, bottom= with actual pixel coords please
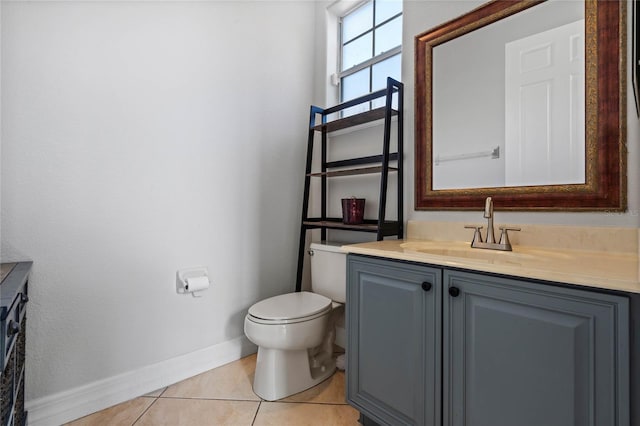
left=247, top=292, right=332, bottom=325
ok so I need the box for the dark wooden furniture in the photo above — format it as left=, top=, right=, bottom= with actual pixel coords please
left=1, top=262, right=31, bottom=426
left=295, top=78, right=404, bottom=292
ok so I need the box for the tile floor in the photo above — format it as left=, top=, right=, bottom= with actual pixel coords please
left=65, top=354, right=361, bottom=426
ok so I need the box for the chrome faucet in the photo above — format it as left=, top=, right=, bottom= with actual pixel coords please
left=465, top=197, right=520, bottom=251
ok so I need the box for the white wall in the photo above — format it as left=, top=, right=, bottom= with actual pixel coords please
left=404, top=0, right=640, bottom=228
left=1, top=0, right=316, bottom=412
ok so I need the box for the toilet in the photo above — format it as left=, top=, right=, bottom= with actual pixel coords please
left=244, top=241, right=346, bottom=401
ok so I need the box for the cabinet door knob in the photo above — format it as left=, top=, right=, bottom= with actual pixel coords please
left=21, top=293, right=29, bottom=304
left=7, top=320, right=20, bottom=337
left=448, top=287, right=460, bottom=297
left=421, top=282, right=432, bottom=292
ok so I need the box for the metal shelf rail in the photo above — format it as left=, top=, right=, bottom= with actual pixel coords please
left=295, top=77, right=404, bottom=292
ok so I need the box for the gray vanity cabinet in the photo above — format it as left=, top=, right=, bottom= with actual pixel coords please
left=444, top=270, right=629, bottom=426
left=347, top=254, right=630, bottom=426
left=347, top=255, right=442, bottom=426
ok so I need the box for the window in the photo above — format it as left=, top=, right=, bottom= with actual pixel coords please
left=339, top=0, right=402, bottom=113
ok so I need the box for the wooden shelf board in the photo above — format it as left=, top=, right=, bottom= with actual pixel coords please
left=303, top=218, right=400, bottom=234
left=307, top=166, right=398, bottom=178
left=313, top=107, right=398, bottom=133
left=326, top=153, right=399, bottom=169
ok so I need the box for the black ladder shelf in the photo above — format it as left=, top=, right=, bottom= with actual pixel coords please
left=295, top=77, right=404, bottom=292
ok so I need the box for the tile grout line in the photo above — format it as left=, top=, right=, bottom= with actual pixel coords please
left=156, top=394, right=348, bottom=406
left=264, top=401, right=351, bottom=406
left=131, top=397, right=159, bottom=426
left=251, top=400, right=262, bottom=426
left=158, top=395, right=262, bottom=402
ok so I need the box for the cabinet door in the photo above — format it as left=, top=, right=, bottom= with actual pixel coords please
left=347, top=255, right=441, bottom=426
left=444, top=270, right=629, bottom=426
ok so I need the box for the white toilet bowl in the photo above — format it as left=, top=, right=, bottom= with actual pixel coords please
left=244, top=242, right=347, bottom=401
left=244, top=291, right=339, bottom=401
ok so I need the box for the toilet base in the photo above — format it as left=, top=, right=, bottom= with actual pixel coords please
left=252, top=346, right=336, bottom=401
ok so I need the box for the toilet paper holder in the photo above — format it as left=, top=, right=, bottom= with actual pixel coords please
left=176, top=267, right=210, bottom=297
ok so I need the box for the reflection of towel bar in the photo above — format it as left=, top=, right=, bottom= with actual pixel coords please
left=435, top=146, right=500, bottom=165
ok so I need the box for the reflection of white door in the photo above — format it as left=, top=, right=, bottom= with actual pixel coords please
left=504, top=19, right=585, bottom=186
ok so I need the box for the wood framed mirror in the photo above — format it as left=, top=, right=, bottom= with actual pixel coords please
left=414, top=0, right=626, bottom=211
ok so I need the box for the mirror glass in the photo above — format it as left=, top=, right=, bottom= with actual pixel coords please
left=414, top=0, right=626, bottom=211
left=432, top=1, right=584, bottom=190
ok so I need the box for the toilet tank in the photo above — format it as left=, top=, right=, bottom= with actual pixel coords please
left=310, top=242, right=346, bottom=303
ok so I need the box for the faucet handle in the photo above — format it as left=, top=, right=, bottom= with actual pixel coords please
left=498, top=226, right=521, bottom=248
left=464, top=225, right=484, bottom=245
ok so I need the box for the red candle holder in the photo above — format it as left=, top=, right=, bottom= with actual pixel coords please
left=341, top=198, right=365, bottom=224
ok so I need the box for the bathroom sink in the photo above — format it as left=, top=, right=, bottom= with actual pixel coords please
left=400, top=241, right=573, bottom=262
left=400, top=241, right=531, bottom=262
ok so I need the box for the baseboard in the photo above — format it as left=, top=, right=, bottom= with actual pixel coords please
left=26, top=336, right=257, bottom=426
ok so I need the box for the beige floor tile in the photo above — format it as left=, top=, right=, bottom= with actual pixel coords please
left=162, top=354, right=259, bottom=401
left=281, top=371, right=348, bottom=404
left=135, top=398, right=259, bottom=426
left=253, top=402, right=360, bottom=426
left=65, top=397, right=155, bottom=426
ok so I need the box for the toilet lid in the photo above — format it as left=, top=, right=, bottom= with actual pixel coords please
left=248, top=291, right=332, bottom=321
